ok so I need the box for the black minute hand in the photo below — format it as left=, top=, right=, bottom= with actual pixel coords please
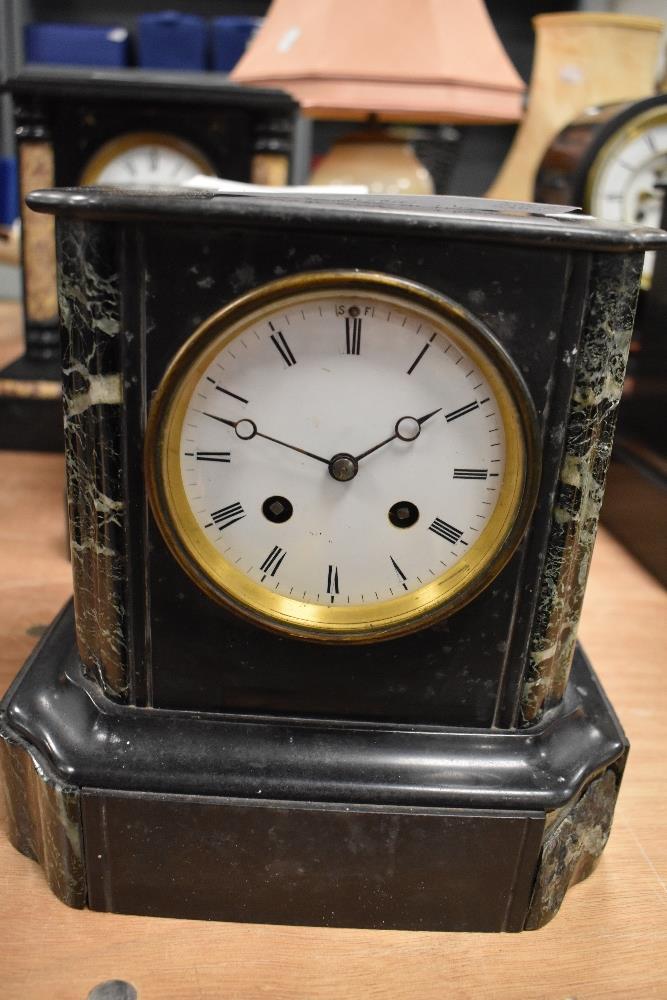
left=354, top=408, right=442, bottom=463
left=202, top=411, right=330, bottom=465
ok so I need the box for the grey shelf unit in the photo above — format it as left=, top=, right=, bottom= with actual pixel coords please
left=0, top=1, right=271, bottom=156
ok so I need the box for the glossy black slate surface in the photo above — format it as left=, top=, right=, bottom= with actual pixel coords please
left=0, top=600, right=628, bottom=930
left=1, top=602, right=626, bottom=812
left=54, top=208, right=581, bottom=725
left=81, top=789, right=544, bottom=930
left=29, top=186, right=667, bottom=250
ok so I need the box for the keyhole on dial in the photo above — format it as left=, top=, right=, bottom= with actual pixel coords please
left=262, top=495, right=294, bottom=523
left=389, top=501, right=420, bottom=528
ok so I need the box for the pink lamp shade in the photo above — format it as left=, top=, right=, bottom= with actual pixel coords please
left=231, top=0, right=525, bottom=124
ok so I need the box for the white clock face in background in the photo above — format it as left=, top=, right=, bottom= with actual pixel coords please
left=589, top=111, right=667, bottom=283
left=148, top=276, right=535, bottom=642
left=80, top=132, right=215, bottom=187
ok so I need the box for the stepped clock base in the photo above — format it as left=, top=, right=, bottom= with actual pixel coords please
left=0, top=601, right=628, bottom=932
left=0, top=353, right=62, bottom=452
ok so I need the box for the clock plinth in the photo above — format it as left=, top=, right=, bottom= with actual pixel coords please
left=0, top=601, right=627, bottom=931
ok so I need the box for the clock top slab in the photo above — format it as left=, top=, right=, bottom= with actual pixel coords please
left=27, top=186, right=667, bottom=251
left=4, top=66, right=297, bottom=112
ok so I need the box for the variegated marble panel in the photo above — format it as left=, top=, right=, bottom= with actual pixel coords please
left=58, top=219, right=127, bottom=698
left=522, top=252, right=643, bottom=724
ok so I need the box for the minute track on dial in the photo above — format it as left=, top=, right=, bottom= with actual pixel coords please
left=147, top=271, right=538, bottom=642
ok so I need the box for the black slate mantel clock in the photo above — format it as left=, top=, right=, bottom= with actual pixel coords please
left=1, top=189, right=664, bottom=932
left=0, top=67, right=296, bottom=452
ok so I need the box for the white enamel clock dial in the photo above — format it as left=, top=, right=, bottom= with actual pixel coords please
left=80, top=131, right=215, bottom=187
left=147, top=274, right=537, bottom=642
left=588, top=108, right=667, bottom=284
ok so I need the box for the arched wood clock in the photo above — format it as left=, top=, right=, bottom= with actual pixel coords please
left=536, top=94, right=667, bottom=585
left=1, top=188, right=664, bottom=932
left=536, top=93, right=667, bottom=288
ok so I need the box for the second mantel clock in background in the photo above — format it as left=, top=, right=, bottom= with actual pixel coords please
left=536, top=93, right=667, bottom=583
left=0, top=67, right=296, bottom=452
left=1, top=189, right=664, bottom=932
left=536, top=93, right=667, bottom=286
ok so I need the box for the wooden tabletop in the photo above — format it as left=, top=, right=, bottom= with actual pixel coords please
left=1, top=301, right=666, bottom=1000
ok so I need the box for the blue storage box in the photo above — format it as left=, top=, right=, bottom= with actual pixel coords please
left=211, top=16, right=263, bottom=73
left=0, top=157, right=19, bottom=226
left=138, top=12, right=207, bottom=71
left=25, top=22, right=129, bottom=67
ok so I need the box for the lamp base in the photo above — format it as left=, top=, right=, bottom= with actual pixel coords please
left=0, top=602, right=628, bottom=932
left=0, top=353, right=62, bottom=452
left=309, top=128, right=435, bottom=194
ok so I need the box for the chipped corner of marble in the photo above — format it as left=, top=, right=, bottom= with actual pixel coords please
left=0, top=726, right=86, bottom=908
left=525, top=768, right=619, bottom=930
left=522, top=253, right=643, bottom=726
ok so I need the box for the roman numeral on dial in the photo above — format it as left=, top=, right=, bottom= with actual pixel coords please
left=453, top=468, right=487, bottom=480
left=327, top=564, right=340, bottom=601
left=184, top=451, right=231, bottom=463
left=260, top=545, right=286, bottom=581
left=445, top=400, right=479, bottom=422
left=270, top=329, right=296, bottom=366
left=210, top=501, right=245, bottom=530
left=345, top=317, right=362, bottom=354
left=429, top=518, right=463, bottom=544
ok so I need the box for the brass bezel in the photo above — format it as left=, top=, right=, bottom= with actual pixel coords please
left=80, top=131, right=216, bottom=185
left=145, top=271, right=540, bottom=643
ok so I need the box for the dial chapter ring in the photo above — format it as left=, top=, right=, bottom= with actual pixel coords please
left=145, top=270, right=541, bottom=644
left=79, top=130, right=216, bottom=185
